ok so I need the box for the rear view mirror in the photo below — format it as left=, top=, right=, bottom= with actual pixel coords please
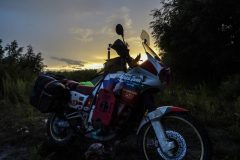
left=140, top=30, right=150, bottom=46
left=116, top=24, right=124, bottom=37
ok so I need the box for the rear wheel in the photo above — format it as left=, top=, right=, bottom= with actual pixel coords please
left=47, top=113, right=74, bottom=146
left=138, top=113, right=211, bottom=160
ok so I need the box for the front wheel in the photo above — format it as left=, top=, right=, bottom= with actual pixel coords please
left=138, top=113, right=211, bottom=160
left=47, top=113, right=74, bottom=146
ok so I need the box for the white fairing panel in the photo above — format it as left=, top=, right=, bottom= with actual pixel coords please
left=103, top=72, right=124, bottom=81
left=127, top=53, right=164, bottom=88
left=68, top=91, right=88, bottom=110
left=127, top=67, right=162, bottom=88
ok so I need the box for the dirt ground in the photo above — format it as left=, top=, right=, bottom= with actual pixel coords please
left=0, top=116, right=239, bottom=160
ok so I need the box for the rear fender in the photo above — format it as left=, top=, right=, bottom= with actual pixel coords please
left=136, top=106, right=188, bottom=135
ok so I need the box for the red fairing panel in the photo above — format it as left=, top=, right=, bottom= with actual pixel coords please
left=169, top=106, right=188, bottom=112
left=140, top=60, right=158, bottom=75
left=92, top=89, right=116, bottom=127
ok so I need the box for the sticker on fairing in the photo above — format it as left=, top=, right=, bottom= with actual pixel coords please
left=119, top=73, right=143, bottom=83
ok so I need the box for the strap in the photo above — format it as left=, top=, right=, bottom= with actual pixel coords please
left=37, top=80, right=58, bottom=108
left=44, top=80, right=58, bottom=89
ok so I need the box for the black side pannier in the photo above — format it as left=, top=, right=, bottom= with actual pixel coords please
left=30, top=74, right=69, bottom=113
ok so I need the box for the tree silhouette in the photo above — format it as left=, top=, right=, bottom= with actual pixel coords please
left=4, top=40, right=23, bottom=64
left=20, top=45, right=44, bottom=73
left=0, top=39, right=44, bottom=81
left=151, top=0, right=240, bottom=83
left=0, top=39, right=4, bottom=61
left=0, top=39, right=45, bottom=100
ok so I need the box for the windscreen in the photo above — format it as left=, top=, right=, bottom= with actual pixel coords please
left=143, top=43, right=161, bottom=61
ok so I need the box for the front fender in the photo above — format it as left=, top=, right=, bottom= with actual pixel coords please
left=136, top=106, right=188, bottom=135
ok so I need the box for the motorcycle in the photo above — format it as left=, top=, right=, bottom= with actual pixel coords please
left=30, top=24, right=211, bottom=160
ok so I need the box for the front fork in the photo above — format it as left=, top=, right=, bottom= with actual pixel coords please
left=151, top=120, right=175, bottom=153
left=137, top=106, right=188, bottom=155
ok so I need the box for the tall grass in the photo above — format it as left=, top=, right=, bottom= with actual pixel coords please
left=0, top=69, right=99, bottom=131
left=156, top=75, right=240, bottom=145
left=1, top=73, right=31, bottom=104
left=0, top=70, right=38, bottom=131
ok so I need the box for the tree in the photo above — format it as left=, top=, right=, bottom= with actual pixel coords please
left=4, top=40, right=23, bottom=64
left=0, top=39, right=4, bottom=61
left=151, top=0, right=240, bottom=83
left=0, top=40, right=44, bottom=81
left=20, top=45, right=44, bottom=73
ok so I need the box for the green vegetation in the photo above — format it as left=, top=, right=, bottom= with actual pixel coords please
left=151, top=0, right=240, bottom=158
left=151, top=0, right=240, bottom=83
left=52, top=69, right=98, bottom=82
left=0, top=40, right=43, bottom=130
left=0, top=40, right=45, bottom=159
left=0, top=40, right=99, bottom=159
left=150, top=0, right=240, bottom=127
left=156, top=78, right=240, bottom=159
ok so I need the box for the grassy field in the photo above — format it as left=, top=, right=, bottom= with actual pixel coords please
left=0, top=70, right=239, bottom=159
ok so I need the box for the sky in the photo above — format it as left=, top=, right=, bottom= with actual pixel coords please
left=0, top=0, right=162, bottom=70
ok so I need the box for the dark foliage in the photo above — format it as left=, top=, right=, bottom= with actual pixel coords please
left=0, top=39, right=44, bottom=75
left=151, top=0, right=240, bottom=83
left=0, top=39, right=4, bottom=60
left=0, top=39, right=44, bottom=100
left=20, top=45, right=44, bottom=73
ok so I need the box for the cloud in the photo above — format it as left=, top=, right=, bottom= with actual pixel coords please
left=51, top=56, right=86, bottom=66
left=69, top=7, right=134, bottom=39
left=100, top=7, right=133, bottom=36
left=106, top=7, right=132, bottom=29
left=126, top=36, right=141, bottom=47
left=0, top=0, right=103, bottom=16
left=100, top=26, right=115, bottom=36
left=69, top=28, right=94, bottom=42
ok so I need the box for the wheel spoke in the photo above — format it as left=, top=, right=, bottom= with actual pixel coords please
left=141, top=114, right=207, bottom=160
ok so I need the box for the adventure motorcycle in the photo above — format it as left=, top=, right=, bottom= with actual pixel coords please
left=30, top=24, right=211, bottom=160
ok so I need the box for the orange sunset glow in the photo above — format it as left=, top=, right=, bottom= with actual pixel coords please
left=1, top=0, right=161, bottom=71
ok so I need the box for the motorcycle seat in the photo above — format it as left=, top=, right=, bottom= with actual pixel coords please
left=63, top=80, right=94, bottom=95
left=75, top=85, right=94, bottom=95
